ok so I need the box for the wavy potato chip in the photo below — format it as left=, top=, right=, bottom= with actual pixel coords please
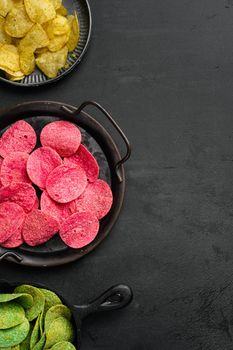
left=5, top=5, right=33, bottom=38
left=45, top=317, right=74, bottom=349
left=44, top=304, right=71, bottom=333
left=14, top=285, right=45, bottom=322
left=19, top=49, right=35, bottom=75
left=0, top=16, right=11, bottom=44
left=19, top=324, right=32, bottom=350
left=56, top=4, right=67, bottom=16
left=0, top=301, right=25, bottom=329
left=0, top=44, right=19, bottom=72
left=36, top=45, right=68, bottom=78
left=67, top=12, right=79, bottom=52
left=0, top=319, right=30, bottom=348
left=24, top=0, right=56, bottom=24
left=0, top=0, right=13, bottom=17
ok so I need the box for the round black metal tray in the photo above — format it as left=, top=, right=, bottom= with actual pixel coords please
left=0, top=0, right=92, bottom=87
left=0, top=100, right=131, bottom=267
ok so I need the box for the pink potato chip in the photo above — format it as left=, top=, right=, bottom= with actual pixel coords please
left=31, top=195, right=39, bottom=211
left=64, top=144, right=99, bottom=183
left=0, top=120, right=37, bottom=158
left=0, top=152, right=31, bottom=186
left=46, top=164, right=87, bottom=203
left=40, top=121, right=81, bottom=157
left=40, top=191, right=76, bottom=225
left=0, top=182, right=37, bottom=213
left=59, top=211, right=99, bottom=248
left=0, top=157, right=3, bottom=189
left=0, top=202, right=25, bottom=243
left=22, top=209, right=59, bottom=246
left=75, top=179, right=113, bottom=219
left=26, top=147, right=62, bottom=188
left=1, top=223, right=24, bottom=248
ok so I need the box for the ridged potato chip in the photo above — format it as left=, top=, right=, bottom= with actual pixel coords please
left=67, top=12, right=79, bottom=52
left=24, top=0, right=56, bottom=24
left=5, top=5, right=33, bottom=38
left=0, top=44, right=19, bottom=72
left=36, top=45, right=68, bottom=78
left=0, top=0, right=12, bottom=17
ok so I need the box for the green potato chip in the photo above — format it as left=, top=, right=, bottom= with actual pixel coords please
left=0, top=294, right=33, bottom=309
left=14, top=285, right=45, bottom=321
left=11, top=346, right=20, bottom=350
left=32, top=334, right=46, bottom=350
left=39, top=288, right=62, bottom=313
left=0, top=318, right=30, bottom=348
left=44, top=305, right=71, bottom=333
left=0, top=301, right=25, bottom=329
left=49, top=341, right=76, bottom=350
left=39, top=309, right=44, bottom=334
left=30, top=314, right=41, bottom=349
left=20, top=324, right=32, bottom=350
left=44, top=317, right=74, bottom=349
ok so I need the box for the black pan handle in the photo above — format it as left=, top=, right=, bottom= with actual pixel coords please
left=63, top=101, right=131, bottom=183
left=0, top=250, right=23, bottom=263
left=74, top=284, right=133, bottom=321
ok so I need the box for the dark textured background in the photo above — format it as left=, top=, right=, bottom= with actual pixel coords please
left=1, top=0, right=233, bottom=349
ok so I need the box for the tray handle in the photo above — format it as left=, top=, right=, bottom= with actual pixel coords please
left=0, top=250, right=23, bottom=263
left=73, top=284, right=133, bottom=321
left=63, top=101, right=131, bottom=183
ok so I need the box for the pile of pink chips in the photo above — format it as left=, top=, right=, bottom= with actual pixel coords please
left=0, top=120, right=113, bottom=249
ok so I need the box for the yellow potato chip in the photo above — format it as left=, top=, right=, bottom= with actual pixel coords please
left=35, top=46, right=48, bottom=55
left=12, top=0, right=23, bottom=7
left=0, top=44, right=20, bottom=72
left=19, top=23, right=49, bottom=51
left=67, top=11, right=79, bottom=52
left=0, top=0, right=12, bottom=17
left=47, top=15, right=70, bottom=36
left=36, top=45, right=68, bottom=78
left=24, top=0, right=56, bottom=24
left=50, top=0, right=61, bottom=10
left=0, top=16, right=11, bottom=44
left=48, top=32, right=69, bottom=52
left=6, top=69, right=24, bottom=80
left=11, top=36, right=20, bottom=46
left=19, top=48, right=35, bottom=74
left=56, top=5, right=67, bottom=16
left=5, top=5, right=33, bottom=38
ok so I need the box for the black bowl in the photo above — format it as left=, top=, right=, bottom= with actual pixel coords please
left=0, top=0, right=92, bottom=87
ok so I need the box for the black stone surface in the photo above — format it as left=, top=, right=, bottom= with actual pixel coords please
left=1, top=0, right=233, bottom=349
